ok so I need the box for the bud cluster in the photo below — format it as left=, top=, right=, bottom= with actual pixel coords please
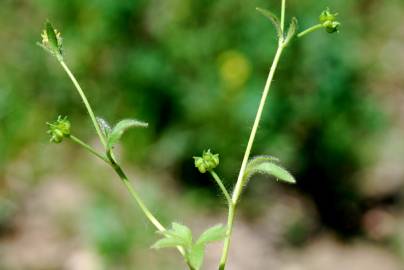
left=47, top=116, right=71, bottom=143
left=319, top=8, right=340, bottom=33
left=193, top=150, right=220, bottom=173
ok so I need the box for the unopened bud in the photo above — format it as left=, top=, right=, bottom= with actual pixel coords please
left=319, top=8, right=340, bottom=34
left=193, top=150, right=220, bottom=173
left=47, top=116, right=71, bottom=143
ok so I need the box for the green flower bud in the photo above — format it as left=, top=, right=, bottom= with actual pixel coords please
left=39, top=21, right=63, bottom=59
left=323, top=20, right=341, bottom=33
left=193, top=150, right=220, bottom=174
left=47, top=116, right=71, bottom=143
left=319, top=8, right=340, bottom=34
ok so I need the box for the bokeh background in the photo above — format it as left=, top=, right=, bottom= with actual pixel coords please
left=1, top=0, right=404, bottom=269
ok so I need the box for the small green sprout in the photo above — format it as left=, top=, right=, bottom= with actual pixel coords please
left=46, top=116, right=71, bottom=143
left=193, top=150, right=220, bottom=173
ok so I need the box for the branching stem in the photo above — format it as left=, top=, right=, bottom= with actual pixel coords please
left=69, top=135, right=109, bottom=164
left=218, top=2, right=288, bottom=269
left=58, top=59, right=176, bottom=254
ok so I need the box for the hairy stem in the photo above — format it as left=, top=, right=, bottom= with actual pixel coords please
left=59, top=60, right=107, bottom=148
left=209, top=170, right=232, bottom=205
left=218, top=35, right=286, bottom=270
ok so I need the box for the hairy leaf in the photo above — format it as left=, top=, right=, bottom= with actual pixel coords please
left=244, top=159, right=296, bottom=184
left=256, top=7, right=282, bottom=39
left=196, top=224, right=227, bottom=245
left=107, top=119, right=148, bottom=149
left=246, top=155, right=280, bottom=168
left=284, top=17, right=298, bottom=46
left=96, top=117, right=112, bottom=138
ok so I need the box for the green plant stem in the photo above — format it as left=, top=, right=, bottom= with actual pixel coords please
left=297, top=24, right=323, bottom=38
left=69, top=135, right=167, bottom=233
left=218, top=37, right=286, bottom=270
left=68, top=135, right=109, bottom=164
left=106, top=151, right=165, bottom=232
left=58, top=58, right=188, bottom=259
left=70, top=135, right=188, bottom=259
left=105, top=151, right=188, bottom=258
left=209, top=170, right=232, bottom=205
left=59, top=60, right=107, bottom=148
left=281, top=0, right=286, bottom=32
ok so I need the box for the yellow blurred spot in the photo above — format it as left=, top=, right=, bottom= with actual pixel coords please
left=218, top=50, right=251, bottom=91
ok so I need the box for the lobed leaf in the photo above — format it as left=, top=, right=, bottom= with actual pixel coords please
left=107, top=119, right=148, bottom=149
left=256, top=7, right=282, bottom=39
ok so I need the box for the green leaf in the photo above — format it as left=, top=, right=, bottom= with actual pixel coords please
left=107, top=119, right=148, bottom=149
left=187, top=243, right=205, bottom=270
left=153, top=222, right=193, bottom=251
left=256, top=7, right=282, bottom=38
left=170, top=222, right=193, bottom=247
left=196, top=224, right=227, bottom=245
left=284, top=17, right=298, bottom=46
left=96, top=117, right=112, bottom=138
left=244, top=158, right=296, bottom=184
left=46, top=21, right=59, bottom=52
left=246, top=155, right=280, bottom=168
left=151, top=236, right=185, bottom=249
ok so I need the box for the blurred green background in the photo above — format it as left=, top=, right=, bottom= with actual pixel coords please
left=1, top=0, right=404, bottom=269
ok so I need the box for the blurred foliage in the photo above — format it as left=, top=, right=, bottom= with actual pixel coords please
left=1, top=0, right=403, bottom=267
